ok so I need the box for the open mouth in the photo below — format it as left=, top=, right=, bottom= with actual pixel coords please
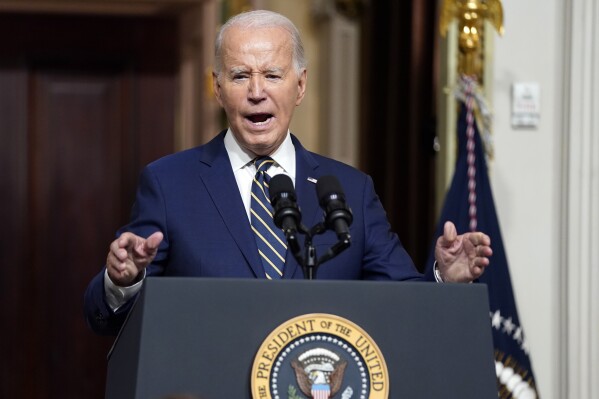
left=246, top=113, right=273, bottom=125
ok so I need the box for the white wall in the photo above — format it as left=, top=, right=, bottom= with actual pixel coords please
left=491, top=0, right=563, bottom=397
left=492, top=0, right=599, bottom=398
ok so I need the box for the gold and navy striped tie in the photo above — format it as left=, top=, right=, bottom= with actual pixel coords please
left=250, top=157, right=287, bottom=279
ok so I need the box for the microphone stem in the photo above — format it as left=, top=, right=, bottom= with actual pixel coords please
left=304, top=237, right=318, bottom=280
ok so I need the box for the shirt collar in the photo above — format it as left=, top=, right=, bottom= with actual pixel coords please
left=224, top=128, right=296, bottom=176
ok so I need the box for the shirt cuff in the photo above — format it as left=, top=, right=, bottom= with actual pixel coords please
left=433, top=261, right=445, bottom=283
left=103, top=269, right=145, bottom=311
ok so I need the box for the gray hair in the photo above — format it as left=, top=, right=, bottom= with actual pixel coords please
left=214, top=10, right=307, bottom=77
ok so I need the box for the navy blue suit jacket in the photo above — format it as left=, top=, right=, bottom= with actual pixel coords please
left=84, top=132, right=426, bottom=334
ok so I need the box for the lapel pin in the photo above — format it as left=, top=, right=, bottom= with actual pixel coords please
left=307, top=177, right=318, bottom=184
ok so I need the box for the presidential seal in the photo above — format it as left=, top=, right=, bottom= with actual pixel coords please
left=251, top=314, right=389, bottom=399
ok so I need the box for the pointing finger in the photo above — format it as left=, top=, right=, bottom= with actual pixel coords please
left=117, top=232, right=139, bottom=249
left=130, top=231, right=163, bottom=258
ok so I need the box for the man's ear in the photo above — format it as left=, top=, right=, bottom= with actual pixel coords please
left=212, top=72, right=223, bottom=106
left=295, top=69, right=307, bottom=106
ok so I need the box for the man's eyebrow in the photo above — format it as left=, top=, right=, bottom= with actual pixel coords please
left=263, top=67, right=285, bottom=74
left=227, top=66, right=286, bottom=75
left=228, top=66, right=250, bottom=75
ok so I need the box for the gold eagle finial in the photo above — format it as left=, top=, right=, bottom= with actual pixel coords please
left=440, top=0, right=504, bottom=78
left=440, top=0, right=504, bottom=38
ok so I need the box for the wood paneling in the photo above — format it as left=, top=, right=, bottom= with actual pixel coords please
left=0, top=13, right=177, bottom=399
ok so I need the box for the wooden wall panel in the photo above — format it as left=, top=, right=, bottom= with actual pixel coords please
left=29, top=71, right=127, bottom=397
left=0, top=13, right=177, bottom=399
left=0, top=66, right=30, bottom=399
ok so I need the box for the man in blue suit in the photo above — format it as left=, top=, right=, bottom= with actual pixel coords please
left=84, top=10, right=492, bottom=335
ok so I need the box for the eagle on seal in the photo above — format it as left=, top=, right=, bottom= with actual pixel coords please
left=291, top=353, right=348, bottom=398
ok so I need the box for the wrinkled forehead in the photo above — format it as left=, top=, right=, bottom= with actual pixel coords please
left=221, top=26, right=294, bottom=68
left=222, top=26, right=292, bottom=53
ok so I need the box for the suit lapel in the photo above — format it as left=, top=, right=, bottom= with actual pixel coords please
left=197, top=132, right=264, bottom=278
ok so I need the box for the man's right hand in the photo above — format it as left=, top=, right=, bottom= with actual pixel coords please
left=106, top=231, right=164, bottom=286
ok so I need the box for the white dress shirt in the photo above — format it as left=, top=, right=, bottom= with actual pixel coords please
left=224, top=129, right=296, bottom=220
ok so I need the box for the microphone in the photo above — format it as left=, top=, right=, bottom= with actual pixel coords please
left=269, top=174, right=302, bottom=234
left=316, top=175, right=353, bottom=241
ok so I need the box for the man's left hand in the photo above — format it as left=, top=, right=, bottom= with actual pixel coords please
left=435, top=221, right=493, bottom=283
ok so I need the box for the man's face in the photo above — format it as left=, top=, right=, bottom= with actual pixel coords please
left=213, top=26, right=307, bottom=156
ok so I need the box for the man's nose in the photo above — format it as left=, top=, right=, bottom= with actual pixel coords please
left=248, top=74, right=266, bottom=102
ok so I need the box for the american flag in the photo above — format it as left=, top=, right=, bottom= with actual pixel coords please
left=426, top=82, right=539, bottom=398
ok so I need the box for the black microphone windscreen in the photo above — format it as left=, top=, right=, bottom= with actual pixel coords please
left=269, top=174, right=296, bottom=202
left=316, top=175, right=345, bottom=204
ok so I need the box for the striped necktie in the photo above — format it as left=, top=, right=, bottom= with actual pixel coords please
left=250, top=157, right=287, bottom=279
